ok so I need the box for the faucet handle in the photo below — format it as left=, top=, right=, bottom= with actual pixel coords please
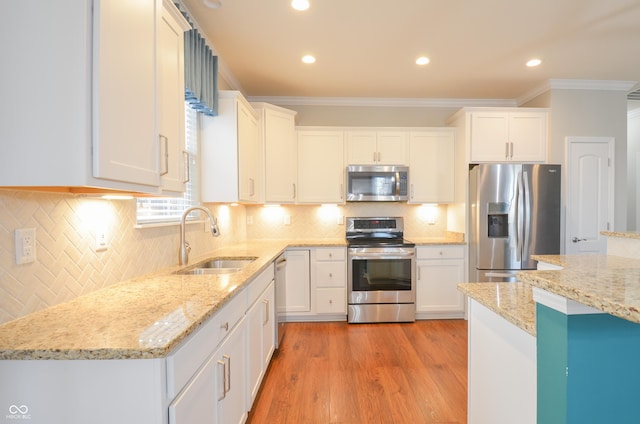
left=185, top=241, right=192, bottom=253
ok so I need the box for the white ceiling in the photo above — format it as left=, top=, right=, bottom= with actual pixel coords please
left=180, top=0, right=640, bottom=104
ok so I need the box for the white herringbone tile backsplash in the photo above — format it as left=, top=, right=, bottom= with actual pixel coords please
left=0, top=189, right=452, bottom=325
left=0, top=190, right=246, bottom=324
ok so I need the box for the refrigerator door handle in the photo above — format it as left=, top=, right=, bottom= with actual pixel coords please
left=515, top=172, right=523, bottom=262
left=522, top=171, right=531, bottom=263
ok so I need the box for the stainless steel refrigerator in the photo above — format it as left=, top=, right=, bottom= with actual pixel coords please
left=469, top=163, right=561, bottom=282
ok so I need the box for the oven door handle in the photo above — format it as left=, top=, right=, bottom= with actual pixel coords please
left=349, top=252, right=415, bottom=260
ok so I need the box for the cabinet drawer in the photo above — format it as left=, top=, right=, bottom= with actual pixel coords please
left=167, top=288, right=246, bottom=399
left=247, top=264, right=275, bottom=307
left=315, top=247, right=346, bottom=261
left=417, top=245, right=464, bottom=260
left=316, top=288, right=346, bottom=314
left=315, top=262, right=346, bottom=287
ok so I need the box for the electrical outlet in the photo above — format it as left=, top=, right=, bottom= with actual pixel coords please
left=95, top=226, right=108, bottom=252
left=15, top=228, right=36, bottom=264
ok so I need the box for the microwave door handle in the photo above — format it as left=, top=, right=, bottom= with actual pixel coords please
left=396, top=172, right=400, bottom=196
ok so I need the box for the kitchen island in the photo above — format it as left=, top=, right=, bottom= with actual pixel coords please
left=460, top=251, right=640, bottom=424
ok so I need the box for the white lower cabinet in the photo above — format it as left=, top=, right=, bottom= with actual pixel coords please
left=215, top=316, right=247, bottom=424
left=416, top=245, right=466, bottom=319
left=283, top=249, right=311, bottom=314
left=246, top=280, right=276, bottom=408
left=283, top=247, right=347, bottom=321
left=313, top=247, right=347, bottom=316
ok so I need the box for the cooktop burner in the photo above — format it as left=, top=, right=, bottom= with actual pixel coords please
left=345, top=217, right=415, bottom=248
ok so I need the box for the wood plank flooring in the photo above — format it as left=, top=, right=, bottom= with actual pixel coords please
left=247, top=320, right=468, bottom=424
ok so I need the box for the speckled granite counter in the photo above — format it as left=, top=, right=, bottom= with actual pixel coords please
left=0, top=239, right=344, bottom=361
left=0, top=236, right=463, bottom=361
left=460, top=254, right=640, bottom=334
left=518, top=254, right=640, bottom=324
left=601, top=231, right=640, bottom=240
left=458, top=282, right=536, bottom=335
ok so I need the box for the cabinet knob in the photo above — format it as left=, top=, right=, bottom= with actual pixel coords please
left=220, top=322, right=229, bottom=331
left=329, top=299, right=333, bottom=305
left=329, top=253, right=333, bottom=258
left=329, top=273, right=333, bottom=278
left=439, top=251, right=443, bottom=256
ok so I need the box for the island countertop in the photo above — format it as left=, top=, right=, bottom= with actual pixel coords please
left=518, top=254, right=640, bottom=324
left=458, top=282, right=536, bottom=336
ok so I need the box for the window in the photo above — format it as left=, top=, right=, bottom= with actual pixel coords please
left=136, top=103, right=200, bottom=225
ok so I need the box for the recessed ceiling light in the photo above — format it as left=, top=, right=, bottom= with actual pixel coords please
left=291, top=0, right=310, bottom=11
left=302, top=55, right=316, bottom=64
left=203, top=0, right=222, bottom=8
left=526, top=58, right=542, bottom=67
left=416, top=56, right=430, bottom=66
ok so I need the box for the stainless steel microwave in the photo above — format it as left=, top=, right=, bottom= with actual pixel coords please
left=346, top=165, right=409, bottom=202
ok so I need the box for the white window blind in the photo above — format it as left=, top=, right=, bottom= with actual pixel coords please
left=136, top=104, right=201, bottom=224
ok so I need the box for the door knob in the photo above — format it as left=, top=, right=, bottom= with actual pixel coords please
left=572, top=237, right=586, bottom=243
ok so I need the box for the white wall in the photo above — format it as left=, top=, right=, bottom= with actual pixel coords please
left=627, top=104, right=640, bottom=229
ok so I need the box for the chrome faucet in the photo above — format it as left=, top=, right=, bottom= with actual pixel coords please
left=179, top=206, right=220, bottom=265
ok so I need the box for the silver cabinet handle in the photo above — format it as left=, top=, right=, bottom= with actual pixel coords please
left=220, top=321, right=229, bottom=331
left=217, top=359, right=226, bottom=401
left=510, top=142, right=514, bottom=159
left=263, top=299, right=269, bottom=324
left=373, top=151, right=377, bottom=162
left=159, top=135, right=169, bottom=176
left=182, top=151, right=190, bottom=183
left=223, top=354, right=231, bottom=394
left=505, top=142, right=510, bottom=159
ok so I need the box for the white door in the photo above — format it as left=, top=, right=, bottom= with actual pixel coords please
left=565, top=137, right=614, bottom=255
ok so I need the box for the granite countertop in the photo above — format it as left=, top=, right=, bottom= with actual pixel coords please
left=601, top=231, right=640, bottom=240
left=0, top=236, right=460, bottom=361
left=0, top=239, right=344, bottom=361
left=458, top=282, right=536, bottom=336
left=460, top=254, right=640, bottom=334
left=519, top=254, right=640, bottom=324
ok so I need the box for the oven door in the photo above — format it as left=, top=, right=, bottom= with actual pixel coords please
left=347, top=247, right=415, bottom=304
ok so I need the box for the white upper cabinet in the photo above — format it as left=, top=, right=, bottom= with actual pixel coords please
left=0, top=0, right=189, bottom=194
left=201, top=91, right=263, bottom=203
left=459, top=109, right=548, bottom=163
left=157, top=1, right=190, bottom=194
left=297, top=130, right=345, bottom=203
left=252, top=103, right=298, bottom=203
left=346, top=130, right=408, bottom=165
left=408, top=129, right=456, bottom=203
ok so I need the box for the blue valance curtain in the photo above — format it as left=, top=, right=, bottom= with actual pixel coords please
left=175, top=3, right=218, bottom=116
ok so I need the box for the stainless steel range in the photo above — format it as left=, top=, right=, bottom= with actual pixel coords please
left=346, top=217, right=416, bottom=323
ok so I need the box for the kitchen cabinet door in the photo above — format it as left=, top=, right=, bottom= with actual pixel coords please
left=469, top=110, right=547, bottom=162
left=216, top=316, right=247, bottom=424
left=408, top=129, right=455, bottom=203
left=201, top=91, right=262, bottom=203
left=284, top=249, right=311, bottom=313
left=92, top=0, right=159, bottom=187
left=1, top=0, right=166, bottom=193
left=416, top=246, right=466, bottom=319
left=246, top=281, right=275, bottom=409
left=238, top=102, right=263, bottom=202
left=169, top=354, right=217, bottom=424
left=297, top=130, right=345, bottom=203
left=253, top=103, right=298, bottom=203
left=157, top=2, right=190, bottom=194
left=346, top=130, right=407, bottom=165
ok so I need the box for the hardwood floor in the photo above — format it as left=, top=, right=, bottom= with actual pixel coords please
left=247, top=320, right=468, bottom=424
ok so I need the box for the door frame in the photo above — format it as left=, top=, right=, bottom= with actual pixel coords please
left=564, top=136, right=615, bottom=254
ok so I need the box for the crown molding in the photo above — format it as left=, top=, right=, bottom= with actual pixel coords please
left=548, top=79, right=637, bottom=91
left=245, top=96, right=517, bottom=108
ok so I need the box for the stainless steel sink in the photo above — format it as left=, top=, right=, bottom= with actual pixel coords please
left=176, top=257, right=257, bottom=275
